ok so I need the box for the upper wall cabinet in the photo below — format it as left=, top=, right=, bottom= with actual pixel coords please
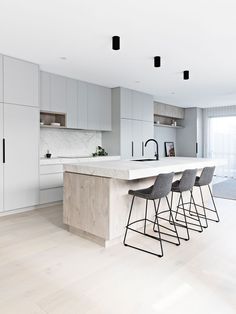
left=119, top=87, right=153, bottom=122
left=77, top=80, right=88, bottom=129
left=154, top=101, right=184, bottom=119
left=50, top=74, right=66, bottom=113
left=4, top=56, right=39, bottom=107
left=0, top=55, right=3, bottom=103
left=40, top=71, right=112, bottom=131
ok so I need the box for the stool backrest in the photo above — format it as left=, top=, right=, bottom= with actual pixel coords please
left=179, top=169, right=197, bottom=192
left=198, top=166, right=215, bottom=186
left=151, top=172, right=175, bottom=199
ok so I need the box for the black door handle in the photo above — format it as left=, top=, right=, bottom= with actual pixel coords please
left=131, top=141, right=134, bottom=157
left=3, top=138, right=5, bottom=163
left=142, top=141, right=144, bottom=156
left=196, top=142, right=198, bottom=155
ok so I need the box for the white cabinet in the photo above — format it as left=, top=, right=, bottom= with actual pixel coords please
left=40, top=72, right=112, bottom=131
left=40, top=72, right=51, bottom=111
left=120, top=119, right=154, bottom=159
left=120, top=119, right=133, bottom=159
left=0, top=55, right=3, bottom=103
left=120, top=88, right=153, bottom=122
left=87, top=83, right=111, bottom=131
left=3, top=104, right=39, bottom=211
left=0, top=103, right=3, bottom=211
left=154, top=101, right=184, bottom=119
left=77, top=81, right=88, bottom=129
left=176, top=107, right=202, bottom=157
left=50, top=74, right=66, bottom=113
left=66, top=78, right=77, bottom=128
left=4, top=56, right=39, bottom=107
left=87, top=83, right=100, bottom=130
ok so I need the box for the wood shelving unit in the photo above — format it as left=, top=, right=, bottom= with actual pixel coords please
left=40, top=111, right=66, bottom=128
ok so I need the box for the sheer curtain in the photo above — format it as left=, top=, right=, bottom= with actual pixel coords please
left=207, top=116, right=236, bottom=178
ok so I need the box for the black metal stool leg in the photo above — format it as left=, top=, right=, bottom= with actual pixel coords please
left=190, top=190, right=203, bottom=232
left=166, top=196, right=180, bottom=246
left=199, top=186, right=208, bottom=228
left=208, top=184, right=220, bottom=222
left=153, top=200, right=163, bottom=257
left=175, top=193, right=182, bottom=221
left=123, top=196, right=135, bottom=245
left=180, top=192, right=190, bottom=240
left=153, top=198, right=161, bottom=232
left=144, top=199, right=148, bottom=234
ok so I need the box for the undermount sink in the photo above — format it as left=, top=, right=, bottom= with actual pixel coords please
left=132, top=158, right=158, bottom=162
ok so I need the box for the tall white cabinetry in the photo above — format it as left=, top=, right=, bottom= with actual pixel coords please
left=176, top=108, right=203, bottom=157
left=102, top=87, right=154, bottom=159
left=0, top=55, right=39, bottom=212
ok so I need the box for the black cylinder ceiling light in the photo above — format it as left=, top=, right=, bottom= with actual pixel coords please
left=154, top=56, right=161, bottom=67
left=183, top=70, right=189, bottom=80
left=112, top=36, right=120, bottom=50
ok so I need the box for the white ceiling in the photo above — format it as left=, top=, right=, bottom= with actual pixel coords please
left=0, top=0, right=236, bottom=108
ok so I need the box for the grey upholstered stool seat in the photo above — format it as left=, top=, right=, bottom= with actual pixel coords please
left=124, top=172, right=180, bottom=257
left=190, top=166, right=220, bottom=227
left=170, top=169, right=203, bottom=240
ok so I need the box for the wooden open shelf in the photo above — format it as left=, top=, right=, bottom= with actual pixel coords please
left=40, top=111, right=66, bottom=128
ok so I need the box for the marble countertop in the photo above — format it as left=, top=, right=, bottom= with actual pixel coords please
left=40, top=155, right=120, bottom=165
left=64, top=157, right=225, bottom=180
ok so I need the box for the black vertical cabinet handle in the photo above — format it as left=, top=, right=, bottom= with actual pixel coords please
left=196, top=142, right=198, bottom=155
left=131, top=141, right=134, bottom=157
left=3, top=138, right=5, bottom=163
left=142, top=142, right=144, bottom=156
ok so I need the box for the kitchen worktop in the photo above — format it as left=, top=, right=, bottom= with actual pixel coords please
left=64, top=157, right=225, bottom=180
left=40, top=155, right=120, bottom=165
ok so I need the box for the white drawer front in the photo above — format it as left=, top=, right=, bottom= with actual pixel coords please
left=40, top=187, right=63, bottom=204
left=40, top=164, right=63, bottom=175
left=40, top=173, right=63, bottom=189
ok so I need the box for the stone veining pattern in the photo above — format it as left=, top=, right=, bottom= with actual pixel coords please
left=40, top=128, right=102, bottom=158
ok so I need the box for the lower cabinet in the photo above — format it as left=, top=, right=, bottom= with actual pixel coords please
left=40, top=164, right=63, bottom=204
left=0, top=103, right=39, bottom=212
left=120, top=119, right=154, bottom=159
left=0, top=104, right=3, bottom=211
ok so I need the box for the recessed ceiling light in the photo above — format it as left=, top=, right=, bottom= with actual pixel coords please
left=135, top=81, right=140, bottom=83
left=60, top=57, right=67, bottom=60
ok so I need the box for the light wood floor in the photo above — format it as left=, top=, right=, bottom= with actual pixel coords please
left=0, top=198, right=235, bottom=314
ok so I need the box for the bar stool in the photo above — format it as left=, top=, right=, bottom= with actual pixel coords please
left=190, top=166, right=220, bottom=228
left=123, top=172, right=180, bottom=258
left=170, top=169, right=203, bottom=241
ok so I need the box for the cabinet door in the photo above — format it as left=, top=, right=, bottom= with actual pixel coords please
left=132, top=91, right=143, bottom=120
left=99, top=86, right=111, bottom=131
left=4, top=56, right=39, bottom=107
left=4, top=104, right=39, bottom=211
left=87, top=83, right=100, bottom=130
left=40, top=71, right=51, bottom=111
left=66, top=78, right=77, bottom=128
left=50, top=74, right=66, bottom=113
left=120, top=119, right=133, bottom=159
left=142, top=121, right=155, bottom=158
left=0, top=55, right=3, bottom=103
left=77, top=81, right=88, bottom=129
left=0, top=103, right=3, bottom=211
left=141, top=93, right=153, bottom=122
left=132, top=120, right=143, bottom=158
left=120, top=88, right=133, bottom=119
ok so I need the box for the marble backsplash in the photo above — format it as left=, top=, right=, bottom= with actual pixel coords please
left=40, top=128, right=102, bottom=158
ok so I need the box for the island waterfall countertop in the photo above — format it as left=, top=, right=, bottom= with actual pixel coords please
left=63, top=157, right=224, bottom=180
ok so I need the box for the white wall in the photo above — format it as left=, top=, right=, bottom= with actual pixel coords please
left=154, top=126, right=177, bottom=157
left=40, top=128, right=102, bottom=158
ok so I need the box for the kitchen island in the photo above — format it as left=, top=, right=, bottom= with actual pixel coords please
left=63, top=157, right=223, bottom=246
